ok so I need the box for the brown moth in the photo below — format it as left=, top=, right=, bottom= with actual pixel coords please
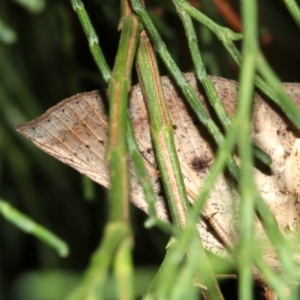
left=16, top=73, right=300, bottom=271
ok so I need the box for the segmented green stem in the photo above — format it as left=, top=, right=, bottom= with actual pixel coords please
left=70, top=0, right=111, bottom=82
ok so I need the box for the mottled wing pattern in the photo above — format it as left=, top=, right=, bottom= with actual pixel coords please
left=16, top=91, right=111, bottom=186
left=16, top=74, right=300, bottom=262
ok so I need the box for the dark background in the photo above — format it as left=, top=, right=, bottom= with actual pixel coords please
left=1, top=0, right=300, bottom=299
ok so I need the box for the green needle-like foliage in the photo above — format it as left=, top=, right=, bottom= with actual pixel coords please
left=2, top=0, right=300, bottom=299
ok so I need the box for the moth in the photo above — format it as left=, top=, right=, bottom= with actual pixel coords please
left=16, top=73, right=300, bottom=274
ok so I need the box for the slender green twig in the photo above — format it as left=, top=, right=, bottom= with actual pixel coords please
left=236, top=0, right=259, bottom=298
left=106, top=9, right=142, bottom=299
left=70, top=0, right=111, bottom=82
left=107, top=14, right=140, bottom=223
left=175, top=2, right=231, bottom=127
left=0, top=198, right=68, bottom=257
left=174, top=0, right=242, bottom=65
left=136, top=33, right=189, bottom=228
left=126, top=120, right=176, bottom=234
left=174, top=0, right=242, bottom=42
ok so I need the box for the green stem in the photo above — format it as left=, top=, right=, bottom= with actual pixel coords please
left=237, top=0, right=258, bottom=298
left=107, top=14, right=140, bottom=223
left=0, top=199, right=68, bottom=257
left=105, top=9, right=141, bottom=300
left=126, top=120, right=176, bottom=234
left=174, top=1, right=242, bottom=42
left=136, top=32, right=189, bottom=228
left=70, top=0, right=111, bottom=82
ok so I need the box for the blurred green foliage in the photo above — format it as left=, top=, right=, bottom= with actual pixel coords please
left=1, top=0, right=300, bottom=299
